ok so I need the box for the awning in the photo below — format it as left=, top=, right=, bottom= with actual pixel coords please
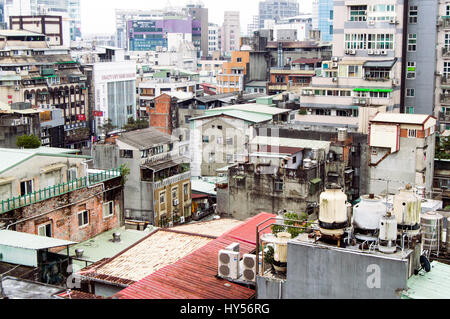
left=0, top=230, right=77, bottom=250
left=364, top=59, right=397, bottom=69
left=353, top=88, right=393, bottom=93
left=40, top=163, right=66, bottom=174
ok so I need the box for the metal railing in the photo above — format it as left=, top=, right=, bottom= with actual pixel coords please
left=153, top=171, right=191, bottom=189
left=0, top=168, right=122, bottom=215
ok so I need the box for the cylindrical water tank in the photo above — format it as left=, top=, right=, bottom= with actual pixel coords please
left=421, top=211, right=444, bottom=253
left=378, top=213, right=397, bottom=254
left=319, top=186, right=348, bottom=236
left=273, top=232, right=291, bottom=274
left=353, top=194, right=387, bottom=241
left=416, top=186, right=425, bottom=199
left=338, top=128, right=348, bottom=142
left=393, top=185, right=421, bottom=234
left=311, top=148, right=319, bottom=160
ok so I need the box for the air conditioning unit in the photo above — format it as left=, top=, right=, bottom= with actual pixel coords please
left=352, top=98, right=360, bottom=104
left=380, top=50, right=387, bottom=55
left=368, top=20, right=375, bottom=25
left=332, top=56, right=339, bottom=62
left=12, top=119, right=21, bottom=126
left=393, top=79, right=400, bottom=86
left=14, top=86, right=20, bottom=91
left=15, top=67, right=21, bottom=74
left=389, top=18, right=397, bottom=24
left=374, top=50, right=381, bottom=55
left=345, top=49, right=350, bottom=55
left=349, top=50, right=356, bottom=55
left=173, top=199, right=179, bottom=206
left=180, top=216, right=185, bottom=224
left=218, top=249, right=240, bottom=280
left=332, top=77, right=337, bottom=82
left=242, top=254, right=257, bottom=282
left=168, top=221, right=173, bottom=228
left=368, top=49, right=374, bottom=55
left=332, top=62, right=338, bottom=68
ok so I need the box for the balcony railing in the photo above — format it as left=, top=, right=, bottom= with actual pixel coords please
left=440, top=93, right=450, bottom=104
left=141, top=150, right=181, bottom=166
left=439, top=112, right=450, bottom=122
left=0, top=168, right=122, bottom=215
left=443, top=47, right=450, bottom=57
left=153, top=171, right=191, bottom=190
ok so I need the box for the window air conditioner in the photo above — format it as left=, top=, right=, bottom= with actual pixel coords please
left=350, top=50, right=356, bottom=55
left=173, top=199, right=179, bottom=206
left=180, top=216, right=185, bottom=224
left=380, top=50, right=387, bottom=55
left=218, top=249, right=240, bottom=280
left=368, top=49, right=374, bottom=55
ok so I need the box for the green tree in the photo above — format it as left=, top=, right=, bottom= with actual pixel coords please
left=16, top=135, right=41, bottom=149
left=119, top=164, right=130, bottom=186
left=98, top=119, right=117, bottom=135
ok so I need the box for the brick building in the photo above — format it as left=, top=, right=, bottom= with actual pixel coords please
left=0, top=147, right=123, bottom=243
left=149, top=93, right=179, bottom=135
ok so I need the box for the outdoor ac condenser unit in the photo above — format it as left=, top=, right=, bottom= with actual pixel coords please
left=218, top=249, right=240, bottom=279
left=242, top=254, right=257, bottom=282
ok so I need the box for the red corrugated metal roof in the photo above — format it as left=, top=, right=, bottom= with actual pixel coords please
left=191, top=193, right=209, bottom=199
left=57, top=290, right=103, bottom=299
left=113, top=213, right=276, bottom=299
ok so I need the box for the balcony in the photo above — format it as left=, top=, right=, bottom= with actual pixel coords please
left=443, top=47, right=450, bottom=58
left=0, top=168, right=122, bottom=214
left=439, top=17, right=450, bottom=28
left=152, top=171, right=191, bottom=190
left=440, top=93, right=450, bottom=104
left=141, top=150, right=181, bottom=166
left=442, top=76, right=450, bottom=85
left=439, top=112, right=450, bottom=123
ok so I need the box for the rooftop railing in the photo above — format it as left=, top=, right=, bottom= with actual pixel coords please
left=0, top=168, right=122, bottom=215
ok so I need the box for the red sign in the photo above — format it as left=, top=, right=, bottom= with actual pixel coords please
left=93, top=111, right=103, bottom=117
left=77, top=114, right=86, bottom=121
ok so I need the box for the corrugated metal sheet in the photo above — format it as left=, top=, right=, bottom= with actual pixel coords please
left=114, top=213, right=276, bottom=299
left=0, top=230, right=76, bottom=250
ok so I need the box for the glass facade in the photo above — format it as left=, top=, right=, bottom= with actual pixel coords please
left=107, top=80, right=136, bottom=130
left=317, top=0, right=334, bottom=42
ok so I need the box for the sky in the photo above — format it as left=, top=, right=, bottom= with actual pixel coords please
left=80, top=0, right=313, bottom=35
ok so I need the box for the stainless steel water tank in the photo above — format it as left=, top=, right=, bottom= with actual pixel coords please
left=421, top=211, right=444, bottom=252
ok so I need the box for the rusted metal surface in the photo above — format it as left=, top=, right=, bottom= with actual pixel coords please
left=114, top=213, right=276, bottom=299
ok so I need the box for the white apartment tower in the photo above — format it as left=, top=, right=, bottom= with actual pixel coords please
left=221, top=11, right=240, bottom=55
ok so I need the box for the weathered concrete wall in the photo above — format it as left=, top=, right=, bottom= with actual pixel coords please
left=94, top=282, right=124, bottom=298
left=256, top=276, right=286, bottom=299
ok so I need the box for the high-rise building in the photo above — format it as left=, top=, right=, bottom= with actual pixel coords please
left=4, top=0, right=81, bottom=41
left=221, top=11, right=240, bottom=55
left=247, top=15, right=260, bottom=37
left=258, top=0, right=299, bottom=29
left=312, top=0, right=333, bottom=42
left=208, top=22, right=219, bottom=55
left=185, top=2, right=208, bottom=58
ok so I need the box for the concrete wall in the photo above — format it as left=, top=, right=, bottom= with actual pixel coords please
left=94, top=282, right=123, bottom=298
left=264, top=241, right=410, bottom=299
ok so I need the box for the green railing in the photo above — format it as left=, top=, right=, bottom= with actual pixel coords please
left=0, top=168, right=122, bottom=215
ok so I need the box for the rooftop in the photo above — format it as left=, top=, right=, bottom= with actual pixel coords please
left=78, top=229, right=216, bottom=285
left=402, top=261, right=450, bottom=299
left=0, top=30, right=44, bottom=37
left=251, top=136, right=331, bottom=151
left=217, top=104, right=291, bottom=115
left=117, top=127, right=178, bottom=150
left=191, top=110, right=273, bottom=123
left=171, top=218, right=244, bottom=238
left=0, top=230, right=77, bottom=250
left=370, top=113, right=435, bottom=125
left=114, top=213, right=276, bottom=299
left=0, top=147, right=82, bottom=175
left=1, top=276, right=63, bottom=299
left=58, top=226, right=150, bottom=268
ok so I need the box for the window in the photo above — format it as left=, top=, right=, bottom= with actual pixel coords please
left=119, top=150, right=133, bottom=158
left=68, top=167, right=77, bottom=182
left=103, top=201, right=114, bottom=218
left=406, top=89, right=415, bottom=97
left=407, top=62, right=416, bottom=79
left=408, top=6, right=418, bottom=24
left=20, top=180, right=33, bottom=196
left=78, top=210, right=89, bottom=228
left=445, top=33, right=450, bottom=51
left=217, top=136, right=223, bottom=144
left=218, top=125, right=223, bottom=130
left=226, top=154, right=233, bottom=163
left=160, top=192, right=165, bottom=204
left=237, top=57, right=242, bottom=62
left=446, top=5, right=450, bottom=16
left=274, top=180, right=284, bottom=192
left=348, top=65, right=359, bottom=77
left=38, top=223, right=52, bottom=237
left=172, top=187, right=178, bottom=200
left=408, top=129, right=417, bottom=138
left=209, top=152, right=215, bottom=163
left=202, top=136, right=209, bottom=143
left=226, top=138, right=233, bottom=145
left=183, top=183, right=189, bottom=197
left=408, top=34, right=417, bottom=52
left=349, top=5, right=367, bottom=21
left=407, top=107, right=415, bottom=114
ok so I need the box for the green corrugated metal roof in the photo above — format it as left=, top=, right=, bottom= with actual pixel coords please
left=402, top=261, right=450, bottom=299
left=353, top=88, right=393, bottom=93
left=310, top=178, right=322, bottom=184
left=0, top=230, right=77, bottom=250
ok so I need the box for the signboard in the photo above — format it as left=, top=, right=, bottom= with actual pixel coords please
left=77, top=114, right=86, bottom=121
left=93, top=111, right=103, bottom=117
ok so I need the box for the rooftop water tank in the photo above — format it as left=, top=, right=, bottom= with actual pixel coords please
left=393, top=184, right=421, bottom=236
left=303, top=158, right=312, bottom=169
left=353, top=194, right=386, bottom=241
left=421, top=211, right=444, bottom=253
left=319, top=185, right=348, bottom=236
left=337, top=128, right=348, bottom=142
left=378, top=212, right=397, bottom=254
left=273, top=232, right=291, bottom=274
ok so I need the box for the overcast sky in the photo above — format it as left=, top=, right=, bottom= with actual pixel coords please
left=80, top=0, right=313, bottom=35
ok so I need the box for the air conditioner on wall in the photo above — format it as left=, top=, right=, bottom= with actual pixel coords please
left=374, top=50, right=381, bottom=55
left=332, top=77, right=337, bottom=82
left=332, top=56, right=339, bottom=62
left=173, top=199, right=179, bottom=206
left=332, top=62, right=338, bottom=68
left=368, top=49, right=374, bottom=55
left=242, top=254, right=257, bottom=282
left=180, top=216, right=185, bottom=224
left=218, top=249, right=240, bottom=280
left=368, top=20, right=375, bottom=25
left=380, top=50, right=387, bottom=55
left=349, top=50, right=356, bottom=55
left=389, top=18, right=396, bottom=24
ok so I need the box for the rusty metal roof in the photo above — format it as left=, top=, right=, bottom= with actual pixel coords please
left=113, top=213, right=276, bottom=299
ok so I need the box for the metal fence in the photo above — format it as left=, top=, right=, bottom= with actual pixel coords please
left=0, top=168, right=122, bottom=215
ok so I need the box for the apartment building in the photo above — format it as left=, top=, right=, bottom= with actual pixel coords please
left=312, top=0, right=334, bottom=42
left=436, top=1, right=450, bottom=130
left=93, top=128, right=191, bottom=226
left=207, top=23, right=220, bottom=55
left=0, top=147, right=123, bottom=243
left=264, top=15, right=312, bottom=42
left=0, top=30, right=90, bottom=149
left=184, top=3, right=208, bottom=58
left=221, top=11, right=240, bottom=56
